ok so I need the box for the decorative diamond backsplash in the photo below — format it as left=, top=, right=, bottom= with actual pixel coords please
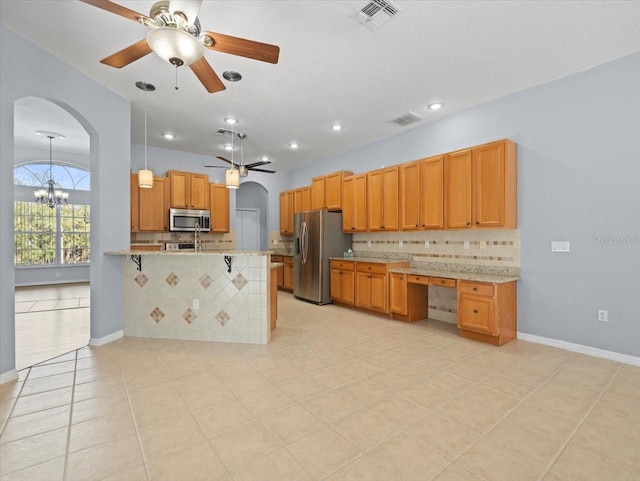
left=199, top=274, right=213, bottom=289
left=216, top=310, right=231, bottom=326
left=231, top=273, right=248, bottom=290
left=165, top=272, right=179, bottom=287
left=134, top=273, right=149, bottom=288
left=150, top=307, right=165, bottom=323
left=183, top=308, right=197, bottom=325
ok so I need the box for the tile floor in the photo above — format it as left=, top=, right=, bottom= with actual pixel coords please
left=1, top=292, right=638, bottom=481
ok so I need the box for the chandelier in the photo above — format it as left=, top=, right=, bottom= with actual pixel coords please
left=34, top=131, right=68, bottom=208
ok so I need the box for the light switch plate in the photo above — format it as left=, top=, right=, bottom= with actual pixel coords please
left=425, top=240, right=429, bottom=248
left=399, top=240, right=403, bottom=248
left=551, top=241, right=570, bottom=252
left=464, top=241, right=469, bottom=250
left=367, top=240, right=372, bottom=247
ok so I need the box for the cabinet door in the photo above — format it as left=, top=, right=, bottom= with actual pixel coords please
left=389, top=273, right=407, bottom=314
left=169, top=171, right=189, bottom=209
left=400, top=162, right=421, bottom=230
left=382, top=166, right=399, bottom=231
left=458, top=295, right=496, bottom=335
left=355, top=271, right=371, bottom=308
left=473, top=141, right=505, bottom=228
left=280, top=191, right=294, bottom=234
left=139, top=177, right=168, bottom=231
left=189, top=173, right=209, bottom=209
left=421, top=156, right=444, bottom=229
left=284, top=262, right=294, bottom=290
left=367, top=169, right=384, bottom=230
left=330, top=269, right=342, bottom=301
left=310, top=176, right=325, bottom=210
left=130, top=172, right=139, bottom=232
left=353, top=174, right=368, bottom=231
left=370, top=273, right=387, bottom=311
left=209, top=183, right=229, bottom=232
left=342, top=176, right=355, bottom=232
left=294, top=187, right=311, bottom=213
left=325, top=171, right=350, bottom=210
left=341, top=269, right=355, bottom=305
left=445, top=149, right=473, bottom=229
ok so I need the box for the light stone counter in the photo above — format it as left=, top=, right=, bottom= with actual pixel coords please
left=389, top=267, right=519, bottom=284
left=105, top=251, right=272, bottom=344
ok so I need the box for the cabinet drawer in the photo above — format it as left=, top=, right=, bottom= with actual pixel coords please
left=284, top=256, right=294, bottom=265
left=356, top=262, right=387, bottom=274
left=271, top=255, right=283, bottom=262
left=458, top=296, right=496, bottom=335
left=459, top=281, right=494, bottom=297
left=331, top=260, right=355, bottom=271
left=430, top=277, right=456, bottom=288
left=407, top=274, right=430, bottom=285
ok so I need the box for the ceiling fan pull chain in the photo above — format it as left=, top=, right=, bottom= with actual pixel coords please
left=175, top=64, right=179, bottom=90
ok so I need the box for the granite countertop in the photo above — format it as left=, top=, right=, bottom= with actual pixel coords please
left=328, top=256, right=408, bottom=264
left=269, top=262, right=284, bottom=269
left=105, top=250, right=272, bottom=256
left=388, top=267, right=519, bottom=284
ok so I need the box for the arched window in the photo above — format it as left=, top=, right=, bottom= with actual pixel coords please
left=14, top=162, right=90, bottom=190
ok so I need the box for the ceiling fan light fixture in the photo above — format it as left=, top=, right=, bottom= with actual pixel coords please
left=222, top=143, right=235, bottom=151
left=225, top=168, right=240, bottom=189
left=146, top=27, right=203, bottom=66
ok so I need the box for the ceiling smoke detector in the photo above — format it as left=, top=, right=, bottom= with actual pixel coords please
left=351, top=0, right=403, bottom=31
left=387, top=110, right=423, bottom=127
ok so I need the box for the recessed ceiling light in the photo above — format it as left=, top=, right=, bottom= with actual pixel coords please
left=331, top=124, right=343, bottom=131
left=222, top=144, right=235, bottom=151
left=289, top=142, right=299, bottom=149
left=428, top=102, right=444, bottom=111
left=261, top=156, right=269, bottom=161
left=163, top=133, right=175, bottom=140
left=224, top=117, right=238, bottom=125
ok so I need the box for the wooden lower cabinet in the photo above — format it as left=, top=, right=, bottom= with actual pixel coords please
left=283, top=256, right=294, bottom=291
left=271, top=255, right=285, bottom=289
left=270, top=265, right=278, bottom=331
left=330, top=260, right=355, bottom=304
left=457, top=280, right=517, bottom=346
left=390, top=273, right=431, bottom=322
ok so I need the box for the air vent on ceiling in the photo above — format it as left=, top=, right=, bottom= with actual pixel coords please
left=351, top=0, right=403, bottom=30
left=387, top=111, right=423, bottom=127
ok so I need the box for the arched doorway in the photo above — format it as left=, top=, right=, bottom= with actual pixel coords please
left=236, top=181, right=269, bottom=250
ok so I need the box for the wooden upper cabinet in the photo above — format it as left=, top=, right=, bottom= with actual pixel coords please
left=444, top=148, right=473, bottom=229
left=138, top=176, right=169, bottom=231
left=294, top=186, right=311, bottom=213
left=168, top=170, right=209, bottom=209
left=209, top=183, right=229, bottom=232
left=130, top=172, right=139, bottom=232
left=310, top=176, right=325, bottom=210
left=368, top=166, right=399, bottom=231
left=353, top=174, right=368, bottom=231
left=279, top=190, right=294, bottom=234
left=325, top=171, right=352, bottom=210
left=400, top=161, right=421, bottom=230
left=421, top=155, right=444, bottom=229
left=474, top=140, right=517, bottom=228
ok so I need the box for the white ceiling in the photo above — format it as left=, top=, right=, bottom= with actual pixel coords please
left=2, top=1, right=640, bottom=171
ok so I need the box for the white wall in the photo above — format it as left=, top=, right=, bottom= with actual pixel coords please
left=1, top=24, right=131, bottom=377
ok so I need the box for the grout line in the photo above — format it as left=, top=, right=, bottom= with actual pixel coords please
left=0, top=366, right=31, bottom=436
left=62, top=349, right=78, bottom=481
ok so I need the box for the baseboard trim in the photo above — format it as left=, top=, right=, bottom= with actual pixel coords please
left=89, top=330, right=123, bottom=347
left=517, top=332, right=640, bottom=367
left=0, top=369, right=19, bottom=385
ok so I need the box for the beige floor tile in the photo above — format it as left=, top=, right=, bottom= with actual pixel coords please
left=239, top=386, right=295, bottom=416
left=426, top=371, right=476, bottom=395
left=0, top=427, right=67, bottom=476
left=522, top=384, right=598, bottom=421
left=366, top=368, right=415, bottom=391
left=101, top=465, right=148, bottom=481
left=0, top=403, right=70, bottom=443
left=330, top=409, right=401, bottom=451
left=436, top=397, right=506, bottom=435
left=19, top=372, right=75, bottom=397
left=459, top=385, right=520, bottom=414
left=444, top=361, right=496, bottom=382
left=10, top=386, right=72, bottom=417
left=259, top=362, right=306, bottom=384
left=433, top=463, right=486, bottom=481
left=407, top=413, right=480, bottom=459
left=324, top=454, right=400, bottom=481
left=71, top=390, right=130, bottom=424
left=594, top=390, right=640, bottom=421
left=302, top=389, right=361, bottom=423
left=138, top=414, right=205, bottom=461
left=131, top=392, right=191, bottom=428
left=181, top=384, right=236, bottom=413
left=28, top=360, right=76, bottom=379
left=73, top=374, right=126, bottom=402
left=0, top=456, right=65, bottom=481
left=169, top=370, right=222, bottom=394
left=287, top=426, right=361, bottom=479
left=210, top=420, right=280, bottom=471
left=66, top=434, right=144, bottom=481
left=367, top=394, right=430, bottom=429
left=223, top=371, right=273, bottom=397
left=193, top=399, right=255, bottom=438
left=545, top=443, right=639, bottom=481
left=278, top=373, right=333, bottom=401
left=368, top=432, right=451, bottom=480
left=275, top=346, right=313, bottom=362
left=502, top=403, right=582, bottom=443
left=480, top=370, right=544, bottom=399
left=231, top=447, right=312, bottom=481
left=334, top=378, right=390, bottom=407
left=398, top=381, right=453, bottom=410
left=259, top=403, right=324, bottom=444
left=147, top=440, right=227, bottom=481
left=123, top=367, right=170, bottom=391
left=74, top=363, right=122, bottom=384
left=69, top=413, right=136, bottom=453
left=127, top=380, right=179, bottom=407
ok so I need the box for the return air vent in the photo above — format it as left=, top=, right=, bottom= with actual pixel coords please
left=351, top=0, right=403, bottom=30
left=387, top=111, right=423, bottom=127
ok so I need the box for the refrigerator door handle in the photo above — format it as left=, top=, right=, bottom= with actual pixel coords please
left=301, top=221, right=308, bottom=265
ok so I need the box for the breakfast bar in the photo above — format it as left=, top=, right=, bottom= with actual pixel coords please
left=105, top=250, right=274, bottom=344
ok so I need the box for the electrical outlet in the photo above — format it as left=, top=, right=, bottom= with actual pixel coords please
left=464, top=240, right=470, bottom=250
left=480, top=240, right=487, bottom=250
left=399, top=240, right=403, bottom=248
left=598, top=309, right=608, bottom=322
left=367, top=240, right=372, bottom=247
left=192, top=299, right=199, bottom=310
left=425, top=240, right=429, bottom=248
left=273, top=239, right=278, bottom=245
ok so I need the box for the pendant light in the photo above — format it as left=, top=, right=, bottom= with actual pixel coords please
left=136, top=81, right=156, bottom=188
left=223, top=70, right=241, bottom=189
left=34, top=131, right=68, bottom=208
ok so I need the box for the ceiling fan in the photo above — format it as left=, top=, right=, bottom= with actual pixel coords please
left=205, top=133, right=276, bottom=177
left=79, top=0, right=280, bottom=93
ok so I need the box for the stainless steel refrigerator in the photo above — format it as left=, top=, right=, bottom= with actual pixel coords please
left=294, top=210, right=352, bottom=304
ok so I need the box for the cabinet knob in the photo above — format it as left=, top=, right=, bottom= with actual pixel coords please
left=472, top=287, right=477, bottom=291
left=415, top=224, right=418, bottom=227
left=467, top=222, right=471, bottom=226
left=476, top=221, right=479, bottom=225
left=351, top=227, right=355, bottom=230
left=473, top=309, right=478, bottom=314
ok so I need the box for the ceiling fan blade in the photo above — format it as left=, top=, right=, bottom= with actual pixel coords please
left=79, top=0, right=150, bottom=23
left=100, top=39, right=152, bottom=68
left=204, top=165, right=227, bottom=169
left=250, top=168, right=276, bottom=174
left=216, top=156, right=233, bottom=165
left=244, top=160, right=271, bottom=169
left=189, top=58, right=226, bottom=93
left=204, top=31, right=280, bottom=64
left=169, top=0, right=202, bottom=25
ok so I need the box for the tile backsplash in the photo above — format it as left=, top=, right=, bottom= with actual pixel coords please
left=269, top=231, right=294, bottom=254
left=131, top=231, right=236, bottom=251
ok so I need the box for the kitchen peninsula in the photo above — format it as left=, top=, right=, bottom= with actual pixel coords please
left=105, top=250, right=274, bottom=344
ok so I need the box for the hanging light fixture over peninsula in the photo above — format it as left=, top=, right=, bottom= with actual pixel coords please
left=136, top=81, right=156, bottom=188
left=223, top=70, right=242, bottom=189
left=34, top=131, right=68, bottom=208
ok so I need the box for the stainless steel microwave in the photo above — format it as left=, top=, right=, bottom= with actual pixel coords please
left=169, top=208, right=211, bottom=232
